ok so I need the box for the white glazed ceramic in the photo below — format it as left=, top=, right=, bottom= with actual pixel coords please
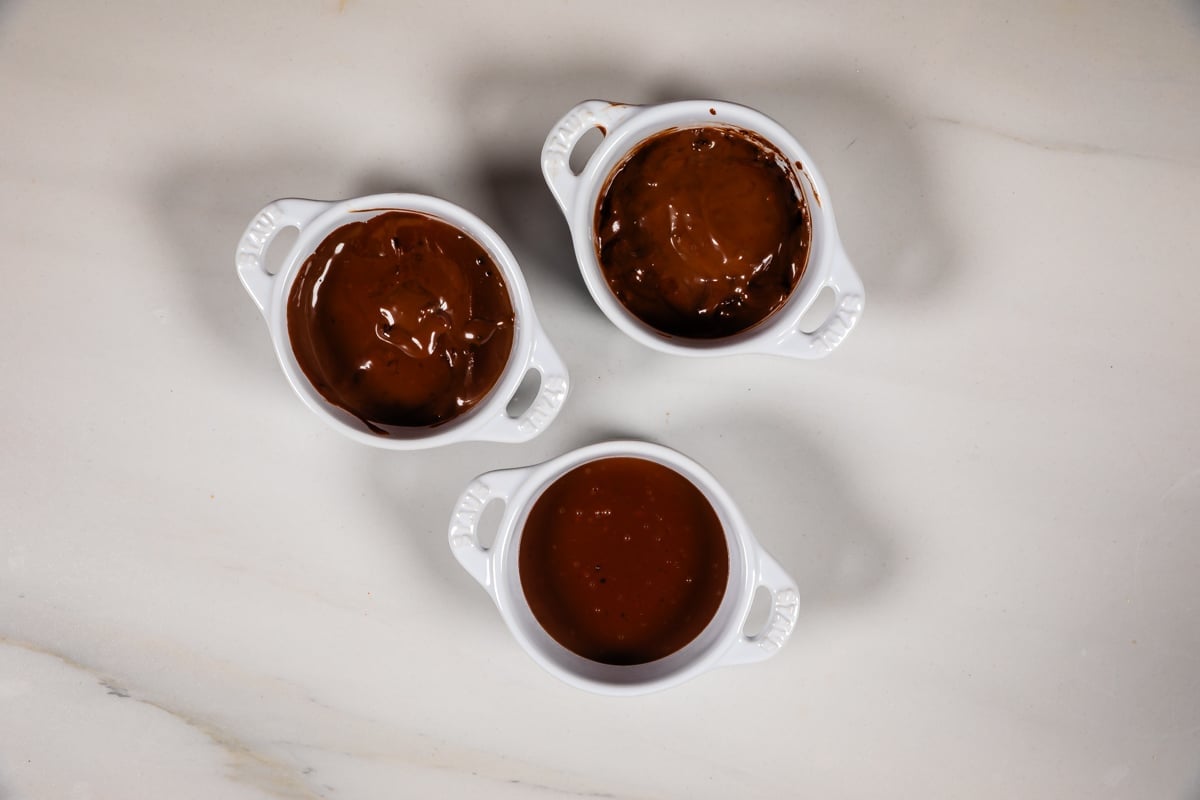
left=542, top=99, right=865, bottom=358
left=235, top=193, right=569, bottom=448
left=448, top=440, right=799, bottom=695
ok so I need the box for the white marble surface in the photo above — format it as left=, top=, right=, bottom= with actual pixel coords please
left=2, top=1, right=1199, bottom=797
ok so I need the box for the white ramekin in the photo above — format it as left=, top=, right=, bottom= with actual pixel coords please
left=448, top=440, right=799, bottom=695
left=542, top=99, right=865, bottom=358
left=235, top=193, right=569, bottom=448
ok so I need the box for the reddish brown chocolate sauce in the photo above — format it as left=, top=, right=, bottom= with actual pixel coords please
left=519, top=457, right=729, bottom=666
left=595, top=126, right=811, bottom=339
left=286, top=211, right=514, bottom=433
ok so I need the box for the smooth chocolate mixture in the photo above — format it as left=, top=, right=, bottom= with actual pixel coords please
left=519, top=457, right=729, bottom=666
left=595, top=126, right=810, bottom=339
left=287, top=211, right=515, bottom=433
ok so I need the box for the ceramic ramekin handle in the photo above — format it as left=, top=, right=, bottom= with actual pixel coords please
left=448, top=467, right=530, bottom=592
left=777, top=244, right=866, bottom=359
left=234, top=198, right=329, bottom=316
left=541, top=100, right=640, bottom=215
left=721, top=551, right=800, bottom=666
left=474, top=324, right=570, bottom=443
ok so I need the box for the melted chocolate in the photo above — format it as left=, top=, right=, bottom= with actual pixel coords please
left=519, top=457, right=729, bottom=666
left=286, top=211, right=515, bottom=432
left=595, top=126, right=811, bottom=339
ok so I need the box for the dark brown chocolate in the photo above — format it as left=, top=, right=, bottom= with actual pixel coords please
left=595, top=126, right=811, bottom=339
left=519, top=457, right=729, bottom=666
left=286, top=211, right=515, bottom=433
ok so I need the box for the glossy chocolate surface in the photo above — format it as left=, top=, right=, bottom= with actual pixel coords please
left=595, top=126, right=811, bottom=339
left=519, top=457, right=729, bottom=665
left=287, top=211, right=514, bottom=433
